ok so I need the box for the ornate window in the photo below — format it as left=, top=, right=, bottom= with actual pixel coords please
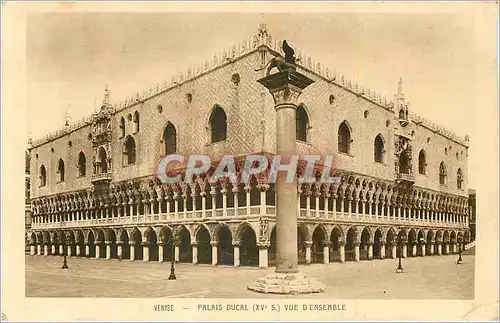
left=439, top=162, right=447, bottom=185
left=119, top=117, right=125, bottom=138
left=296, top=105, right=309, bottom=142
left=399, top=151, right=409, bottom=174
left=374, top=134, right=384, bottom=163
left=39, top=165, right=46, bottom=187
left=124, top=136, right=136, bottom=165
left=56, top=158, right=65, bottom=182
left=133, top=111, right=140, bottom=133
left=97, top=147, right=108, bottom=173
left=163, top=122, right=177, bottom=155
left=457, top=168, right=463, bottom=189
left=209, top=105, right=227, bottom=143
left=338, top=121, right=352, bottom=154
left=78, top=151, right=86, bottom=177
left=418, top=150, right=426, bottom=175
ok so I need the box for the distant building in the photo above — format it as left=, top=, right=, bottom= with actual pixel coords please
left=468, top=189, right=476, bottom=242
left=25, top=150, right=32, bottom=251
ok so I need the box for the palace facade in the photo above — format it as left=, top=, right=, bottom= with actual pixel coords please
left=27, top=25, right=471, bottom=268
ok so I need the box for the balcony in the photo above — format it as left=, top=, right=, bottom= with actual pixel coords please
left=91, top=172, right=112, bottom=185
left=396, top=172, right=415, bottom=185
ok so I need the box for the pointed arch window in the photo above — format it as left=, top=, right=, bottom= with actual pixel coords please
left=78, top=152, right=86, bottom=177
left=97, top=147, right=108, bottom=173
left=56, top=158, right=65, bottom=182
left=209, top=105, right=227, bottom=143
left=124, top=136, right=136, bottom=165
left=163, top=122, right=177, bottom=155
left=439, top=162, right=447, bottom=185
left=374, top=134, right=384, bottom=163
left=399, top=151, right=409, bottom=174
left=338, top=121, right=352, bottom=154
left=39, top=165, right=47, bottom=187
left=457, top=168, right=463, bottom=189
left=418, top=150, right=427, bottom=175
left=133, top=111, right=140, bottom=133
left=296, top=105, right=309, bottom=142
left=119, top=117, right=125, bottom=138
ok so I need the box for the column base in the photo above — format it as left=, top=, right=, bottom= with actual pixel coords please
left=247, top=272, right=325, bottom=295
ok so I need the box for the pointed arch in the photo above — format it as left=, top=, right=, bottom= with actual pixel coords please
left=133, top=111, right=140, bottom=133
left=296, top=104, right=309, bottom=142
left=162, top=122, right=177, bottom=155
left=39, top=165, right=47, bottom=187
left=78, top=151, right=86, bottom=177
left=124, top=135, right=136, bottom=165
left=119, top=117, right=125, bottom=138
left=418, top=149, right=427, bottom=175
left=374, top=134, right=385, bottom=163
left=209, top=105, right=227, bottom=143
left=56, top=158, right=65, bottom=182
left=457, top=168, right=464, bottom=189
left=338, top=120, right=352, bottom=154
left=439, top=161, right=447, bottom=185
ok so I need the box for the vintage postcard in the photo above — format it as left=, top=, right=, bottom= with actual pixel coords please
left=1, top=1, right=498, bottom=322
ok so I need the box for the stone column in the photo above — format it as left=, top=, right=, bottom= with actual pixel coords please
left=258, top=244, right=268, bottom=268
left=323, top=242, right=330, bottom=264
left=445, top=243, right=450, bottom=255
left=142, top=242, right=149, bottom=262
left=158, top=243, right=164, bottom=263
left=37, top=245, right=42, bottom=255
left=368, top=243, right=373, bottom=260
left=30, top=245, right=35, bottom=256
left=339, top=242, right=346, bottom=263
left=391, top=245, right=397, bottom=259
left=412, top=243, right=417, bottom=257
left=59, top=245, right=64, bottom=255
left=105, top=241, right=111, bottom=260
left=52, top=244, right=56, bottom=255
left=305, top=241, right=312, bottom=265
left=402, top=244, right=407, bottom=258
left=95, top=242, right=101, bottom=259
left=233, top=241, right=240, bottom=267
left=44, top=244, right=49, bottom=256
left=354, top=242, right=360, bottom=262
left=421, top=243, right=426, bottom=257
left=437, top=243, right=442, bottom=255
left=211, top=241, right=218, bottom=266
left=129, top=242, right=135, bottom=261
left=247, top=68, right=323, bottom=294
left=174, top=245, right=180, bottom=262
left=76, top=244, right=81, bottom=257
left=67, top=245, right=72, bottom=257
left=380, top=242, right=386, bottom=259
left=430, top=242, right=435, bottom=255
left=85, top=244, right=90, bottom=257
left=192, top=243, right=198, bottom=265
left=117, top=243, right=123, bottom=259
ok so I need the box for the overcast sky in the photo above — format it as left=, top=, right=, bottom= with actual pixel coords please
left=25, top=10, right=496, bottom=188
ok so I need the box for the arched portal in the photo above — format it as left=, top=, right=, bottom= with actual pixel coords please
left=417, top=230, right=425, bottom=256
left=386, top=228, right=395, bottom=258
left=297, top=225, right=309, bottom=264
left=196, top=226, right=211, bottom=264
left=120, top=230, right=130, bottom=260
left=147, top=228, right=158, bottom=261
left=426, top=230, right=434, bottom=255
left=408, top=229, right=417, bottom=257
left=178, top=227, right=192, bottom=263
left=329, top=227, right=342, bottom=262
left=132, top=229, right=143, bottom=261
left=345, top=227, right=356, bottom=261
left=374, top=228, right=383, bottom=258
left=360, top=228, right=371, bottom=260
left=240, top=226, right=258, bottom=267
left=217, top=226, right=233, bottom=265
left=160, top=227, right=173, bottom=262
left=88, top=231, right=95, bottom=257
left=107, top=230, right=117, bottom=259
left=311, top=226, right=326, bottom=264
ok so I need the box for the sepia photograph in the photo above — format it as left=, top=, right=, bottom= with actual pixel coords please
left=1, top=1, right=498, bottom=322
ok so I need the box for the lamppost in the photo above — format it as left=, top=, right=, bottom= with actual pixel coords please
left=456, top=236, right=463, bottom=264
left=168, top=235, right=177, bottom=280
left=396, top=230, right=404, bottom=273
left=61, top=232, right=69, bottom=269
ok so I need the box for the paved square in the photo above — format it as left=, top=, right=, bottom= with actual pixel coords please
left=26, top=254, right=474, bottom=299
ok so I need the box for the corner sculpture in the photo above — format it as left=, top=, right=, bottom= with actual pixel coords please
left=254, top=40, right=299, bottom=76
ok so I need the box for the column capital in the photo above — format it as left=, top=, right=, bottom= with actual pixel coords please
left=210, top=241, right=218, bottom=247
left=141, top=241, right=150, bottom=247
left=191, top=242, right=198, bottom=247
left=257, top=70, right=315, bottom=108
left=232, top=240, right=241, bottom=247
left=257, top=242, right=270, bottom=249
left=304, top=241, right=313, bottom=248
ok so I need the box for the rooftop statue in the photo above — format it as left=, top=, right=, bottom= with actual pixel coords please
left=255, top=40, right=299, bottom=76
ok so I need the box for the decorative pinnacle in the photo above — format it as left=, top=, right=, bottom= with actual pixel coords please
left=397, top=77, right=403, bottom=96
left=103, top=84, right=111, bottom=106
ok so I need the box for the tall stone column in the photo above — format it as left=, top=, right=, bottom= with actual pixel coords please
left=105, top=241, right=111, bottom=260
left=95, top=243, right=101, bottom=259
left=30, top=245, right=35, bottom=256
left=76, top=244, right=81, bottom=257
left=421, top=243, right=426, bottom=257
left=305, top=241, right=312, bottom=265
left=129, top=242, right=135, bottom=261
left=158, top=243, right=164, bottom=263
left=85, top=244, right=90, bottom=257
left=44, top=244, right=49, bottom=256
left=323, top=242, right=330, bottom=264
left=339, top=242, right=346, bottom=263
left=192, top=243, right=198, bottom=265
left=247, top=68, right=324, bottom=294
left=258, top=244, right=269, bottom=268
left=367, top=243, right=373, bottom=260
left=37, top=245, right=42, bottom=255
left=437, top=243, right=442, bottom=255
left=233, top=242, right=240, bottom=267
left=59, top=245, right=64, bottom=255
left=379, top=242, right=386, bottom=259
left=354, top=242, right=360, bottom=262
left=142, top=242, right=150, bottom=262
left=67, top=245, right=72, bottom=257
left=430, top=242, right=435, bottom=255
left=211, top=241, right=218, bottom=266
